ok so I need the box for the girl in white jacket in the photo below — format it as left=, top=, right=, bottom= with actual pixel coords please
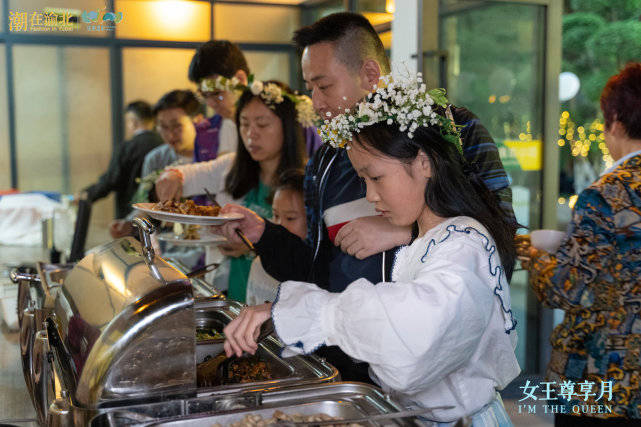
left=219, top=75, right=520, bottom=426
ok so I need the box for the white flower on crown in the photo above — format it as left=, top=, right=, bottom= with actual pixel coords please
left=295, top=96, right=316, bottom=128
left=200, top=75, right=241, bottom=93
left=318, top=70, right=461, bottom=151
left=250, top=80, right=264, bottom=95
left=260, top=83, right=284, bottom=104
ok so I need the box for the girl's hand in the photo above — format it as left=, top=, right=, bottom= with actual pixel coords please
left=334, top=215, right=412, bottom=259
left=155, top=169, right=183, bottom=201
left=210, top=204, right=266, bottom=245
left=223, top=303, right=272, bottom=357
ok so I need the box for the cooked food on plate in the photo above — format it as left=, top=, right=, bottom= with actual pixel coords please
left=153, top=199, right=221, bottom=217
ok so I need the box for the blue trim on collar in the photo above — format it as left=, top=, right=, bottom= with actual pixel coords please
left=419, top=224, right=517, bottom=334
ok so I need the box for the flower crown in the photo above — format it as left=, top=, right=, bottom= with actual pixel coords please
left=200, top=75, right=318, bottom=128
left=318, top=72, right=462, bottom=152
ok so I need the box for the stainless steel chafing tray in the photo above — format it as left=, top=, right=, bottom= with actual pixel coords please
left=90, top=382, right=419, bottom=427
left=193, top=300, right=338, bottom=394
left=13, top=218, right=338, bottom=426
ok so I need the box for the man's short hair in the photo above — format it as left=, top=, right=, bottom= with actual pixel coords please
left=600, top=62, right=641, bottom=139
left=153, top=90, right=201, bottom=117
left=125, top=100, right=154, bottom=122
left=293, top=12, right=390, bottom=74
left=188, top=40, right=250, bottom=83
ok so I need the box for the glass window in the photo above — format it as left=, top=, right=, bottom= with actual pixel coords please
left=0, top=44, right=10, bottom=190
left=13, top=45, right=113, bottom=246
left=441, top=1, right=546, bottom=371
left=214, top=4, right=300, bottom=43
left=245, top=51, right=292, bottom=86
left=123, top=47, right=195, bottom=107
left=357, top=0, right=394, bottom=49
left=302, top=0, right=345, bottom=23
left=8, top=0, right=111, bottom=37
left=116, top=0, right=210, bottom=42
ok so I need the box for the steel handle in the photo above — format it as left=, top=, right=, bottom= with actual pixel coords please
left=10, top=269, right=40, bottom=283
left=132, top=216, right=167, bottom=284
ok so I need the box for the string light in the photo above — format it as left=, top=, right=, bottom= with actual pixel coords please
left=556, top=111, right=613, bottom=164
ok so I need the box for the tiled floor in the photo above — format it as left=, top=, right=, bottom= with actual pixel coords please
left=0, top=246, right=45, bottom=425
left=0, top=323, right=38, bottom=426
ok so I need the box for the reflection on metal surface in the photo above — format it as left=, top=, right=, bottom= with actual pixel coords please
left=17, top=236, right=341, bottom=426
left=51, top=237, right=195, bottom=407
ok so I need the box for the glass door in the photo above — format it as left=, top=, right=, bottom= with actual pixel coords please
left=439, top=0, right=553, bottom=373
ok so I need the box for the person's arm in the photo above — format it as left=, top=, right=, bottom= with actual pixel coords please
left=254, top=220, right=314, bottom=282
left=217, top=119, right=238, bottom=156
left=334, top=216, right=411, bottom=259
left=526, top=187, right=614, bottom=310
left=83, top=143, right=124, bottom=202
left=178, top=153, right=234, bottom=197
left=155, top=154, right=234, bottom=201
left=230, top=239, right=494, bottom=393
left=210, top=204, right=317, bottom=283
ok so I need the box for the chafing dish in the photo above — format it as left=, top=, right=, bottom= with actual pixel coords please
left=13, top=217, right=338, bottom=426
left=90, top=382, right=419, bottom=426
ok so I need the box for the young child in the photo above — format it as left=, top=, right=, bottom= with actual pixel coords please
left=219, top=73, right=520, bottom=425
left=245, top=170, right=306, bottom=305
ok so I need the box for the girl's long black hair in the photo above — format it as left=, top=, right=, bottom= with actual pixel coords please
left=355, top=123, right=517, bottom=278
left=225, top=81, right=306, bottom=199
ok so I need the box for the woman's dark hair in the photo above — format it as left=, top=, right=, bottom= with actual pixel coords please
left=188, top=40, right=249, bottom=83
left=225, top=81, right=306, bottom=199
left=153, top=90, right=201, bottom=117
left=600, top=62, right=641, bottom=139
left=355, top=123, right=517, bottom=278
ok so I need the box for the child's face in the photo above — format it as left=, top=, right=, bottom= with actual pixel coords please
left=272, top=188, right=307, bottom=239
left=347, top=142, right=430, bottom=227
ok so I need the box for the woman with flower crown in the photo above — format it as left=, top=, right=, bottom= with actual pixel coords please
left=219, top=73, right=520, bottom=425
left=155, top=80, right=313, bottom=302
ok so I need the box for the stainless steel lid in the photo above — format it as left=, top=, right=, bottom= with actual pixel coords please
left=50, top=236, right=196, bottom=407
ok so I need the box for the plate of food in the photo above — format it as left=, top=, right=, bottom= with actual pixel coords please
left=132, top=200, right=243, bottom=225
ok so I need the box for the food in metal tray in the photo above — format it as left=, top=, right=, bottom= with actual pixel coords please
left=211, top=410, right=364, bottom=426
left=153, top=200, right=221, bottom=217
left=197, top=354, right=273, bottom=387
left=225, top=355, right=273, bottom=383
left=196, top=327, right=224, bottom=341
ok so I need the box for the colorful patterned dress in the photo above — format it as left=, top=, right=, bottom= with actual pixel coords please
left=528, top=154, right=641, bottom=419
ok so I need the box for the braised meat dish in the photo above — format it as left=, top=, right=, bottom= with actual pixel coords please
left=153, top=200, right=221, bottom=216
